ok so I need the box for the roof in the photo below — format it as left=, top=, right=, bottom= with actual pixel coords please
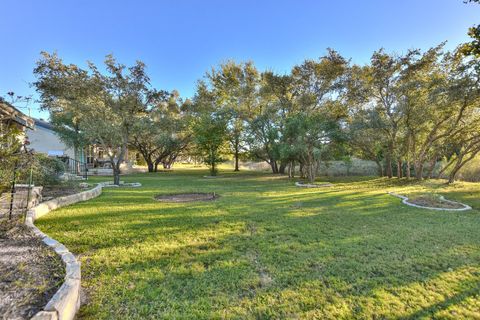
left=34, top=118, right=54, bottom=131
left=0, top=100, right=35, bottom=129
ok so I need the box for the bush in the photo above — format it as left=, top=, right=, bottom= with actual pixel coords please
left=17, top=154, right=66, bottom=186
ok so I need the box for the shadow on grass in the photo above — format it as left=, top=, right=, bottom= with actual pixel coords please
left=36, top=169, right=480, bottom=319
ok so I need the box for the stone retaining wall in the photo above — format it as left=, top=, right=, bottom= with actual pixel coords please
left=27, top=184, right=104, bottom=320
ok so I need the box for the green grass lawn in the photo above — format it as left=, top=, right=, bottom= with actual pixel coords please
left=36, top=168, right=480, bottom=319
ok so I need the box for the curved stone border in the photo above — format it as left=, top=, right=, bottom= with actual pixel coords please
left=388, top=192, right=472, bottom=211
left=101, top=182, right=142, bottom=188
left=27, top=184, right=104, bottom=320
left=295, top=182, right=333, bottom=188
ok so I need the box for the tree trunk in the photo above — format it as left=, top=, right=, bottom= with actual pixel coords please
left=406, top=160, right=411, bottom=179
left=426, top=158, right=437, bottom=179
left=385, top=153, right=393, bottom=178
left=448, top=155, right=465, bottom=184
left=234, top=139, right=240, bottom=172
left=113, top=164, right=121, bottom=185
left=397, top=160, right=402, bottom=179
left=211, top=162, right=216, bottom=176
left=279, top=161, right=287, bottom=174
left=269, top=160, right=278, bottom=174
left=154, top=160, right=160, bottom=172
left=288, top=161, right=295, bottom=178
left=448, top=170, right=458, bottom=184
left=146, top=160, right=154, bottom=173
left=307, top=163, right=316, bottom=183
left=415, top=161, right=424, bottom=180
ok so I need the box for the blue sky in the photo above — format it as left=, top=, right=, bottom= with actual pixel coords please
left=1, top=0, right=478, bottom=119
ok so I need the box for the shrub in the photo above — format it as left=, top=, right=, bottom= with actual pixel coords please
left=17, top=154, right=66, bottom=186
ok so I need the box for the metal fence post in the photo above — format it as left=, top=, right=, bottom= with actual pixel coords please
left=23, top=168, right=33, bottom=222
left=8, top=161, right=18, bottom=220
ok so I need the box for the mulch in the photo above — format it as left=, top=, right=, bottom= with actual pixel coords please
left=0, top=218, right=64, bottom=320
left=41, top=186, right=81, bottom=199
left=409, top=196, right=465, bottom=209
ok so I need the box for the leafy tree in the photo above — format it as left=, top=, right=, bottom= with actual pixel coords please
left=286, top=50, right=348, bottom=182
left=461, top=0, right=480, bottom=57
left=191, top=80, right=229, bottom=176
left=437, top=52, right=480, bottom=182
left=347, top=108, right=385, bottom=176
left=283, top=107, right=345, bottom=182
left=34, top=53, right=155, bottom=185
left=246, top=72, right=293, bottom=173
left=193, top=112, right=228, bottom=176
left=130, top=91, right=192, bottom=172
left=33, top=53, right=92, bottom=153
left=208, top=61, right=259, bottom=171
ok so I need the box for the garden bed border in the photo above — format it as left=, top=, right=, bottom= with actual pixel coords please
left=388, top=192, right=472, bottom=211
left=295, top=181, right=333, bottom=188
left=26, top=183, right=104, bottom=320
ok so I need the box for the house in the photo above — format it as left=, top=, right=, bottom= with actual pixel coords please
left=26, top=118, right=135, bottom=176
left=27, top=118, right=76, bottom=158
left=1, top=102, right=132, bottom=177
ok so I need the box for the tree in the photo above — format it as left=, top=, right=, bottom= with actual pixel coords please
left=461, top=0, right=480, bottom=57
left=193, top=112, right=228, bottom=176
left=246, top=72, right=293, bottom=173
left=396, top=45, right=447, bottom=180
left=347, top=108, right=385, bottom=176
left=283, top=107, right=345, bottom=183
left=363, top=50, right=405, bottom=178
left=208, top=61, right=260, bottom=171
left=34, top=53, right=155, bottom=185
left=438, top=52, right=480, bottom=182
left=191, top=80, right=229, bottom=176
left=285, top=50, right=348, bottom=182
left=130, top=91, right=192, bottom=172
left=33, top=53, right=92, bottom=155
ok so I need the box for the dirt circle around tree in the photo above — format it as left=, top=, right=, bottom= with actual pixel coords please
left=154, top=192, right=219, bottom=203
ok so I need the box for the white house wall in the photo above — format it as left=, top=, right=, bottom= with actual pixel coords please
left=27, top=126, right=75, bottom=158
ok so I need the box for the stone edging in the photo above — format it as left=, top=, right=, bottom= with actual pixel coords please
left=102, top=182, right=142, bottom=188
left=295, top=182, right=333, bottom=188
left=27, top=184, right=104, bottom=320
left=388, top=192, right=472, bottom=211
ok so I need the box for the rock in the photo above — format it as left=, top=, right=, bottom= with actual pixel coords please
left=31, top=311, right=58, bottom=320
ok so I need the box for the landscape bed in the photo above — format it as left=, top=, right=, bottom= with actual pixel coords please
left=154, top=192, right=219, bottom=203
left=0, top=218, right=64, bottom=319
left=35, top=169, right=480, bottom=319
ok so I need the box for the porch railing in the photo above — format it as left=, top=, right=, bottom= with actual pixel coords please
left=62, top=157, right=88, bottom=180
